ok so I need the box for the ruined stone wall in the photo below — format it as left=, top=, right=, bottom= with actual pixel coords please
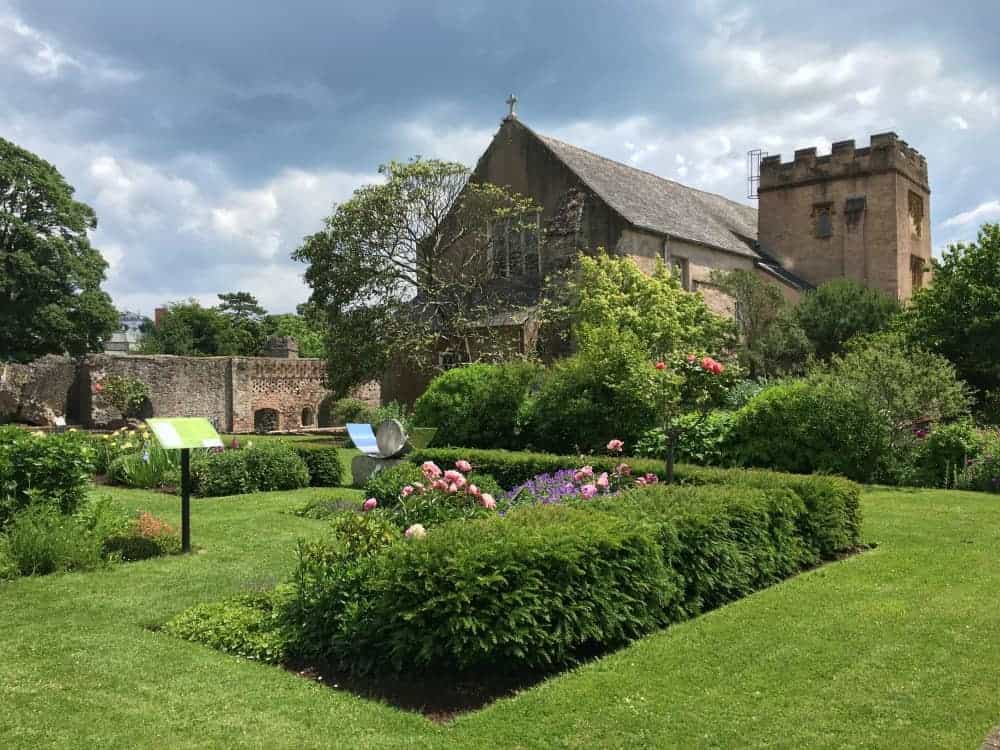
left=83, top=354, right=233, bottom=430
left=0, top=353, right=384, bottom=431
left=0, top=356, right=78, bottom=426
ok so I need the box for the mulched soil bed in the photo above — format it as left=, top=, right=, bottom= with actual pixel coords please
left=286, top=660, right=553, bottom=722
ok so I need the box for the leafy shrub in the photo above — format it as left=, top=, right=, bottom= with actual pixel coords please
left=956, top=430, right=1000, bottom=493
left=361, top=463, right=426, bottom=507
left=724, top=378, right=778, bottom=410
left=291, top=505, right=673, bottom=673
left=362, top=459, right=504, bottom=528
left=413, top=362, right=541, bottom=449
left=518, top=336, right=659, bottom=453
left=795, top=278, right=900, bottom=359
left=291, top=496, right=359, bottom=520
left=0, top=427, right=95, bottom=528
left=292, top=445, right=344, bottom=487
left=103, top=511, right=182, bottom=560
left=327, top=511, right=401, bottom=557
left=635, top=411, right=736, bottom=466
left=326, top=397, right=375, bottom=426
left=2, top=505, right=104, bottom=576
left=192, top=443, right=310, bottom=497
left=889, top=421, right=984, bottom=488
left=165, top=589, right=291, bottom=663
left=98, top=374, right=151, bottom=418
left=371, top=401, right=412, bottom=432
left=107, top=445, right=180, bottom=489
left=727, top=379, right=888, bottom=482
left=0, top=536, right=16, bottom=581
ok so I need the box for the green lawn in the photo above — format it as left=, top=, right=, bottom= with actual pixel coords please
left=2, top=484, right=998, bottom=748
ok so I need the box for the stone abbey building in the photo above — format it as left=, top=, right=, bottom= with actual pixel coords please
left=472, top=114, right=930, bottom=312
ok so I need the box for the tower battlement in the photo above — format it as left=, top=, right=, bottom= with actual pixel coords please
left=759, top=132, right=929, bottom=193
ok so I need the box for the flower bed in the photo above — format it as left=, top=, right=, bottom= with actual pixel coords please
left=166, top=459, right=863, bottom=680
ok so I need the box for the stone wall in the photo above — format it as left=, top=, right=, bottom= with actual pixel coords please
left=1, top=353, right=380, bottom=431
left=0, top=356, right=78, bottom=426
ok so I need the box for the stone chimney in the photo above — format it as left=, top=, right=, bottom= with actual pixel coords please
left=154, top=306, right=168, bottom=327
left=264, top=336, right=299, bottom=359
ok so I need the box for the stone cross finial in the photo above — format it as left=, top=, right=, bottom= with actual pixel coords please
left=505, top=93, right=518, bottom=119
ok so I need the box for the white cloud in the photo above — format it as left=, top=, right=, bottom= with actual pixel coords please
left=948, top=114, right=970, bottom=130
left=942, top=199, right=1000, bottom=227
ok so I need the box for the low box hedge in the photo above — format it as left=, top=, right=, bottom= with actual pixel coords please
left=292, top=444, right=344, bottom=487
left=191, top=443, right=310, bottom=497
left=407, top=447, right=862, bottom=557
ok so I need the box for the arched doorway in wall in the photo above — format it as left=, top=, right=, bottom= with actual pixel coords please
left=253, top=408, right=280, bottom=433
left=301, top=406, right=316, bottom=427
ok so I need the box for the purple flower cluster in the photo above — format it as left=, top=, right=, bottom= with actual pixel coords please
left=507, top=468, right=620, bottom=506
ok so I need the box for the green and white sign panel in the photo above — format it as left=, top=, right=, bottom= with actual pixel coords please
left=145, top=418, right=223, bottom=450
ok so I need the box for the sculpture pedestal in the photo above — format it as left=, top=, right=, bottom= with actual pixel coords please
left=351, top=454, right=402, bottom=488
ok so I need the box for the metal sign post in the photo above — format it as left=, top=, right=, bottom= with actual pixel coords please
left=144, top=418, right=223, bottom=554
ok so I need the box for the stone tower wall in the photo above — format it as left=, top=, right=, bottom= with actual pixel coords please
left=758, top=132, right=931, bottom=299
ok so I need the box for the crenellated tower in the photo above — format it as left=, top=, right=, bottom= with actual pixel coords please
left=757, top=132, right=931, bottom=299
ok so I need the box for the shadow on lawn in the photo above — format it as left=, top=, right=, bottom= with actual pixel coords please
left=285, top=660, right=555, bottom=722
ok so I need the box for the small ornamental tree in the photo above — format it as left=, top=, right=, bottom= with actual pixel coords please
left=653, top=353, right=738, bottom=483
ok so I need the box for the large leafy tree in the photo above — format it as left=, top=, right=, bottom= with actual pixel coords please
left=897, top=223, right=1000, bottom=396
left=541, top=252, right=731, bottom=359
left=293, top=158, right=538, bottom=397
left=795, top=278, right=901, bottom=359
left=0, top=137, right=118, bottom=360
left=139, top=300, right=227, bottom=355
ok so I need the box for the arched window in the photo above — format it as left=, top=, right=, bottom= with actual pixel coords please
left=301, top=406, right=315, bottom=427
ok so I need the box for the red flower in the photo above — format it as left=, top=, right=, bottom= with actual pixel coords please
left=93, top=381, right=104, bottom=394
left=654, top=361, right=666, bottom=370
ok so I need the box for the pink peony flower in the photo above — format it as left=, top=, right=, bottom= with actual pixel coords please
left=654, top=361, right=666, bottom=371
left=443, top=469, right=463, bottom=484
left=643, top=473, right=659, bottom=485
left=401, top=485, right=415, bottom=497
left=481, top=493, right=496, bottom=509
left=447, top=482, right=459, bottom=494
left=616, top=463, right=632, bottom=476
left=363, top=498, right=378, bottom=511
left=580, top=483, right=598, bottom=499
left=431, top=478, right=448, bottom=491
left=405, top=523, right=426, bottom=539
left=574, top=465, right=594, bottom=483
left=455, top=460, right=472, bottom=473
left=421, top=461, right=442, bottom=479
left=606, top=439, right=624, bottom=453
left=596, top=472, right=610, bottom=489
left=468, top=484, right=481, bottom=497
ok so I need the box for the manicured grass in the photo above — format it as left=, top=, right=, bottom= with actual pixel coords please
left=2, top=485, right=999, bottom=748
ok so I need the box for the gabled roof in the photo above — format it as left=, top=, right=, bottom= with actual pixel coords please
left=529, top=125, right=759, bottom=257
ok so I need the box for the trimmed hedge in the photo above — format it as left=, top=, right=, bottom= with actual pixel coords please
left=191, top=443, right=310, bottom=497
left=409, top=447, right=862, bottom=558
left=292, top=445, right=344, bottom=487
left=290, top=504, right=675, bottom=673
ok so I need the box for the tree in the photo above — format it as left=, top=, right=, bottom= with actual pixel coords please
left=897, top=223, right=1000, bottom=396
left=542, top=252, right=731, bottom=360
left=139, top=300, right=227, bottom=355
left=293, top=158, right=539, bottom=397
left=795, top=278, right=900, bottom=359
left=0, top=136, right=118, bottom=360
left=216, top=291, right=267, bottom=356
left=710, top=268, right=810, bottom=376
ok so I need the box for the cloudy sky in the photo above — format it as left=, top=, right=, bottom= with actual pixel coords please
left=3, top=0, right=998, bottom=314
